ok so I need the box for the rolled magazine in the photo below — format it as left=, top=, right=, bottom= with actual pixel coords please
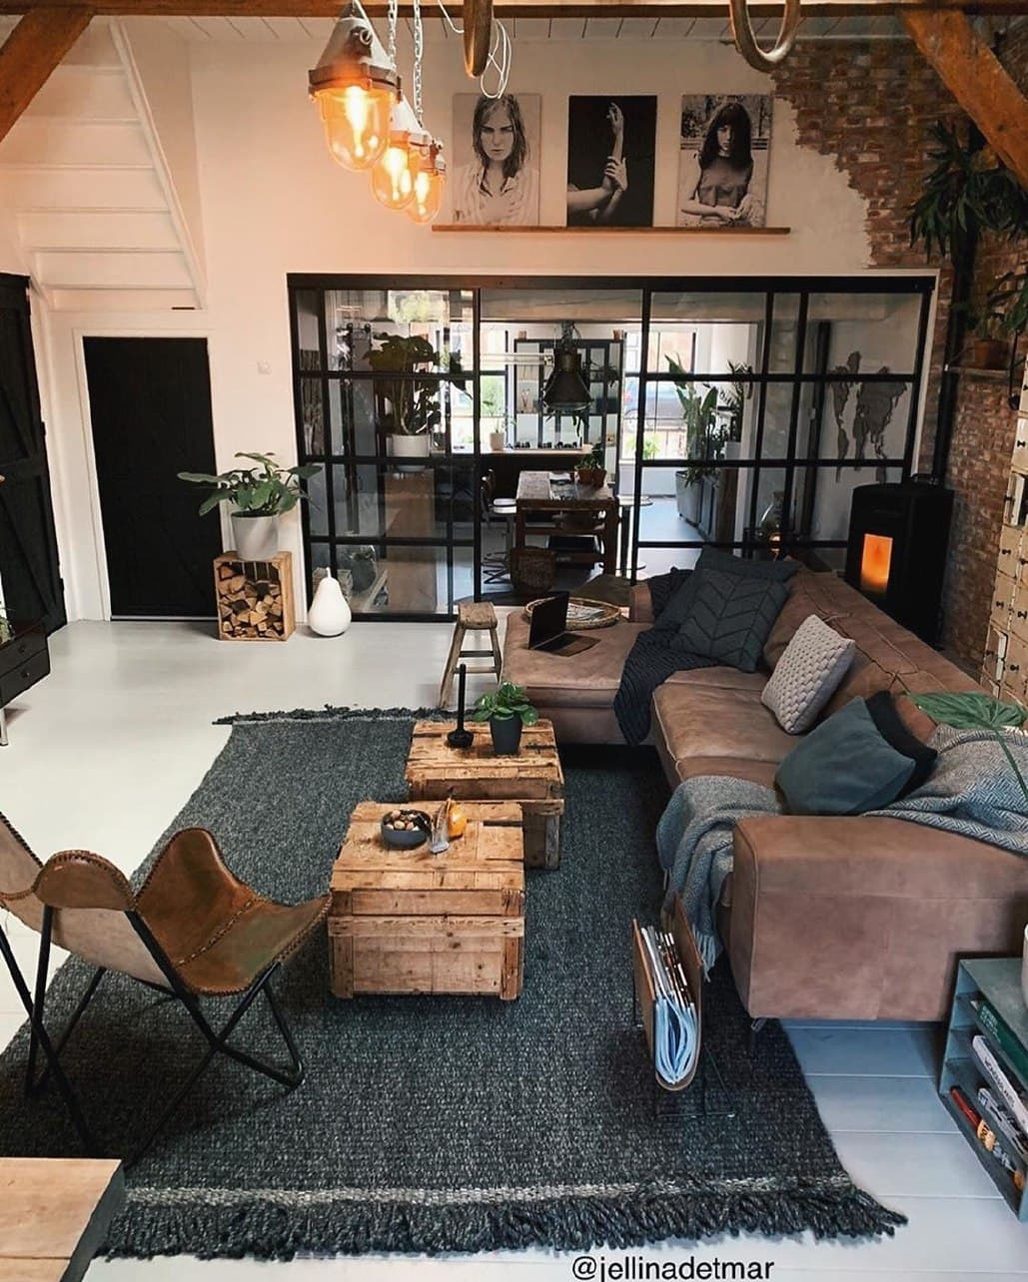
left=637, top=924, right=700, bottom=1088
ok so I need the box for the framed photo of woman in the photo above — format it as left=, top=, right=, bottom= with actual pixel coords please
left=566, top=96, right=656, bottom=228
left=677, top=95, right=772, bottom=228
left=451, top=93, right=541, bottom=226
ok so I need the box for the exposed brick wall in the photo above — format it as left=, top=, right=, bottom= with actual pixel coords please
left=941, top=27, right=1028, bottom=670
left=773, top=40, right=963, bottom=470
left=775, top=34, right=1028, bottom=672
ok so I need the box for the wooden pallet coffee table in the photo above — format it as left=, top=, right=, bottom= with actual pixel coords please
left=405, top=719, right=565, bottom=869
left=329, top=800, right=525, bottom=1001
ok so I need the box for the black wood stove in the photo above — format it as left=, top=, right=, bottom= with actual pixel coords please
left=844, top=480, right=953, bottom=644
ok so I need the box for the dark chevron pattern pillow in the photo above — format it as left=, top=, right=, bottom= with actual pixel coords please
left=673, top=568, right=789, bottom=672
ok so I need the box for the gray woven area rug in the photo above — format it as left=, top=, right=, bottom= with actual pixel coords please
left=0, top=708, right=904, bottom=1258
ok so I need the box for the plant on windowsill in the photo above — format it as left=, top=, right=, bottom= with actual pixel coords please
left=912, top=691, right=1028, bottom=806
left=471, top=681, right=539, bottom=756
left=178, top=451, right=318, bottom=561
left=367, top=332, right=465, bottom=463
left=668, top=358, right=724, bottom=527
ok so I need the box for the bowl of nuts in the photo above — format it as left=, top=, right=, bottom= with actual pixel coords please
left=380, top=808, right=432, bottom=849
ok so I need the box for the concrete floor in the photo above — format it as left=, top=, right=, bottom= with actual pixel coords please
left=0, top=619, right=1025, bottom=1281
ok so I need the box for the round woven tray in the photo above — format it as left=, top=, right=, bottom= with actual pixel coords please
left=523, top=596, right=622, bottom=630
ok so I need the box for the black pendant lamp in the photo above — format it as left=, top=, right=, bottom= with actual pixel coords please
left=542, top=324, right=591, bottom=413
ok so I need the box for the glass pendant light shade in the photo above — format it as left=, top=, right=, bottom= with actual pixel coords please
left=371, top=96, right=431, bottom=211
left=309, top=2, right=399, bottom=171
left=406, top=142, right=446, bottom=224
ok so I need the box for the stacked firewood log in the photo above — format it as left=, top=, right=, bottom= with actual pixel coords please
left=214, top=553, right=295, bottom=641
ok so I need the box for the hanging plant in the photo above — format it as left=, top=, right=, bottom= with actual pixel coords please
left=909, top=122, right=1028, bottom=261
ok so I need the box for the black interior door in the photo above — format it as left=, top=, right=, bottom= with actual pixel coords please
left=0, top=275, right=65, bottom=634
left=84, top=336, right=221, bottom=618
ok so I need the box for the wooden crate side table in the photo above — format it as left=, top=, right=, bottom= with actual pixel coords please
left=214, top=551, right=295, bottom=642
left=939, top=957, right=1028, bottom=1220
left=405, top=719, right=565, bottom=869
left=329, top=800, right=525, bottom=1001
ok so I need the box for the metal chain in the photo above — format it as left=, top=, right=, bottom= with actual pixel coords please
left=412, top=0, right=424, bottom=124
left=386, top=0, right=398, bottom=66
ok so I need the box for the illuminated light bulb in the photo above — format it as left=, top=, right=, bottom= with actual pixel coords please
left=308, top=1, right=398, bottom=173
left=317, top=84, right=392, bottom=171
left=406, top=143, right=446, bottom=225
left=371, top=96, right=431, bottom=211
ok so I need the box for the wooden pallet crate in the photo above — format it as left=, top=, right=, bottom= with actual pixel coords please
left=329, top=799, right=525, bottom=1000
left=214, top=551, right=295, bottom=642
left=405, top=720, right=565, bottom=869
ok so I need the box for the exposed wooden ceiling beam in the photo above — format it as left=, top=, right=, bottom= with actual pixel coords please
left=1, top=0, right=1027, bottom=15
left=904, top=8, right=1028, bottom=189
left=0, top=7, right=93, bottom=144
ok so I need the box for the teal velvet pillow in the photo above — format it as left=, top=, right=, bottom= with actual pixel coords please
left=775, top=697, right=916, bottom=815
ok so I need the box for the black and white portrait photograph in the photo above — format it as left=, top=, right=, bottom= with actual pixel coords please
left=451, top=93, right=541, bottom=226
left=677, top=95, right=772, bottom=228
left=566, top=96, right=656, bottom=228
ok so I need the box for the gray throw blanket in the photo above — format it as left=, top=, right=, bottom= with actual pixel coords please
left=656, top=727, right=1028, bottom=972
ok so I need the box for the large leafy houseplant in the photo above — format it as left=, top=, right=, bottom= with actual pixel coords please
left=178, top=452, right=317, bottom=517
left=367, top=333, right=464, bottom=437
left=912, top=691, right=1028, bottom=806
left=667, top=356, right=723, bottom=487
left=910, top=122, right=1028, bottom=366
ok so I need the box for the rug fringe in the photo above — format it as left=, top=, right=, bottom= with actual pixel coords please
left=108, top=1186, right=906, bottom=1260
left=214, top=705, right=451, bottom=727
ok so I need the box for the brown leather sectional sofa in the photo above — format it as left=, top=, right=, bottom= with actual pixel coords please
left=502, top=568, right=1028, bottom=1022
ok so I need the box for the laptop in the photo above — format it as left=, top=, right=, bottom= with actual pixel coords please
left=528, top=592, right=599, bottom=656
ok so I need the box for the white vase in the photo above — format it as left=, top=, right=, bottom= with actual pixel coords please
left=489, top=430, right=506, bottom=453
left=308, top=572, right=351, bottom=636
left=231, top=513, right=278, bottom=561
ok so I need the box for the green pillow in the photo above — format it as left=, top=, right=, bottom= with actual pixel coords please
left=775, top=697, right=916, bottom=815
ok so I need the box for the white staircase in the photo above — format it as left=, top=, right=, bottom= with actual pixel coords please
left=0, top=18, right=204, bottom=311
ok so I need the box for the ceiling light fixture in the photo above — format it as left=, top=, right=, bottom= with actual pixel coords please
left=542, top=323, right=592, bottom=413
left=403, top=0, right=447, bottom=224
left=309, top=0, right=399, bottom=172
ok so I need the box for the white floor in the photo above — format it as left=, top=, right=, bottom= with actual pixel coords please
left=1, top=620, right=1025, bottom=1281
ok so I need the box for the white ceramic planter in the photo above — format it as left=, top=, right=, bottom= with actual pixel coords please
left=231, top=513, right=278, bottom=560
left=388, top=435, right=431, bottom=460
left=489, top=430, right=506, bottom=453
left=308, top=572, right=351, bottom=636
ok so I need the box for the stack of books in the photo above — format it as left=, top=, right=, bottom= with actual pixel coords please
left=950, top=996, right=1028, bottom=1195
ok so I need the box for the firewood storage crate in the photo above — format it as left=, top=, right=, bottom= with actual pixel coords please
left=329, top=800, right=526, bottom=1001
left=214, top=552, right=295, bottom=642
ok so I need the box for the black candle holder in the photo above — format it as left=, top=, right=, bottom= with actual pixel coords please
left=447, top=662, right=474, bottom=749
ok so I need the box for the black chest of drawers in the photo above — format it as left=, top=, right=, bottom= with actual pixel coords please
left=0, top=623, right=50, bottom=744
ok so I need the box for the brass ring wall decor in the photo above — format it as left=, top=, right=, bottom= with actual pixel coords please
left=728, top=0, right=802, bottom=71
left=462, top=0, right=493, bottom=77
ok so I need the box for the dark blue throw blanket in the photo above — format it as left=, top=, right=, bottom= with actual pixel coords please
left=613, top=631, right=715, bottom=744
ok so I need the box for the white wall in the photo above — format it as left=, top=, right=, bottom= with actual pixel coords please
left=30, top=26, right=927, bottom=620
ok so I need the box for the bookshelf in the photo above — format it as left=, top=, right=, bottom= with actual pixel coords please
left=939, top=957, right=1028, bottom=1220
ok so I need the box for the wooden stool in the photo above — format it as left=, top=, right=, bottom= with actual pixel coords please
left=439, top=602, right=502, bottom=707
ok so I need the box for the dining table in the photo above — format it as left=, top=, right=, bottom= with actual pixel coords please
left=514, top=470, right=619, bottom=575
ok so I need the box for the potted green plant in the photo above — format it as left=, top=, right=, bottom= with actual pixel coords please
left=367, top=332, right=464, bottom=463
left=668, top=360, right=722, bottom=527
left=575, top=441, right=607, bottom=489
left=471, top=680, right=538, bottom=755
left=910, top=123, right=1028, bottom=370
left=912, top=691, right=1028, bottom=805
left=178, top=451, right=318, bottom=560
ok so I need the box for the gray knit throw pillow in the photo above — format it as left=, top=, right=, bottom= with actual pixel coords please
left=761, top=614, right=856, bottom=734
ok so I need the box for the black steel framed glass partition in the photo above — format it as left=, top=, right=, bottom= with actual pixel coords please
left=288, top=274, right=935, bottom=621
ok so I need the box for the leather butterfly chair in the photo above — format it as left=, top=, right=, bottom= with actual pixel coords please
left=0, top=813, right=330, bottom=1165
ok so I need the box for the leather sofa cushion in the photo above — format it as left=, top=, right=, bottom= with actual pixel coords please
left=653, top=681, right=796, bottom=767
left=664, top=667, right=768, bottom=693
left=675, top=756, right=779, bottom=788
left=502, top=612, right=649, bottom=708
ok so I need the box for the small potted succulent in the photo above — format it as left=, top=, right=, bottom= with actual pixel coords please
left=471, top=681, right=538, bottom=756
left=179, top=451, right=317, bottom=560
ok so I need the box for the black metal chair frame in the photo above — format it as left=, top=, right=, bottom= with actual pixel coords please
left=0, top=904, right=304, bottom=1168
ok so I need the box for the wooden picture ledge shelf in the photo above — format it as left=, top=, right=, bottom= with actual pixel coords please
left=431, top=224, right=791, bottom=236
